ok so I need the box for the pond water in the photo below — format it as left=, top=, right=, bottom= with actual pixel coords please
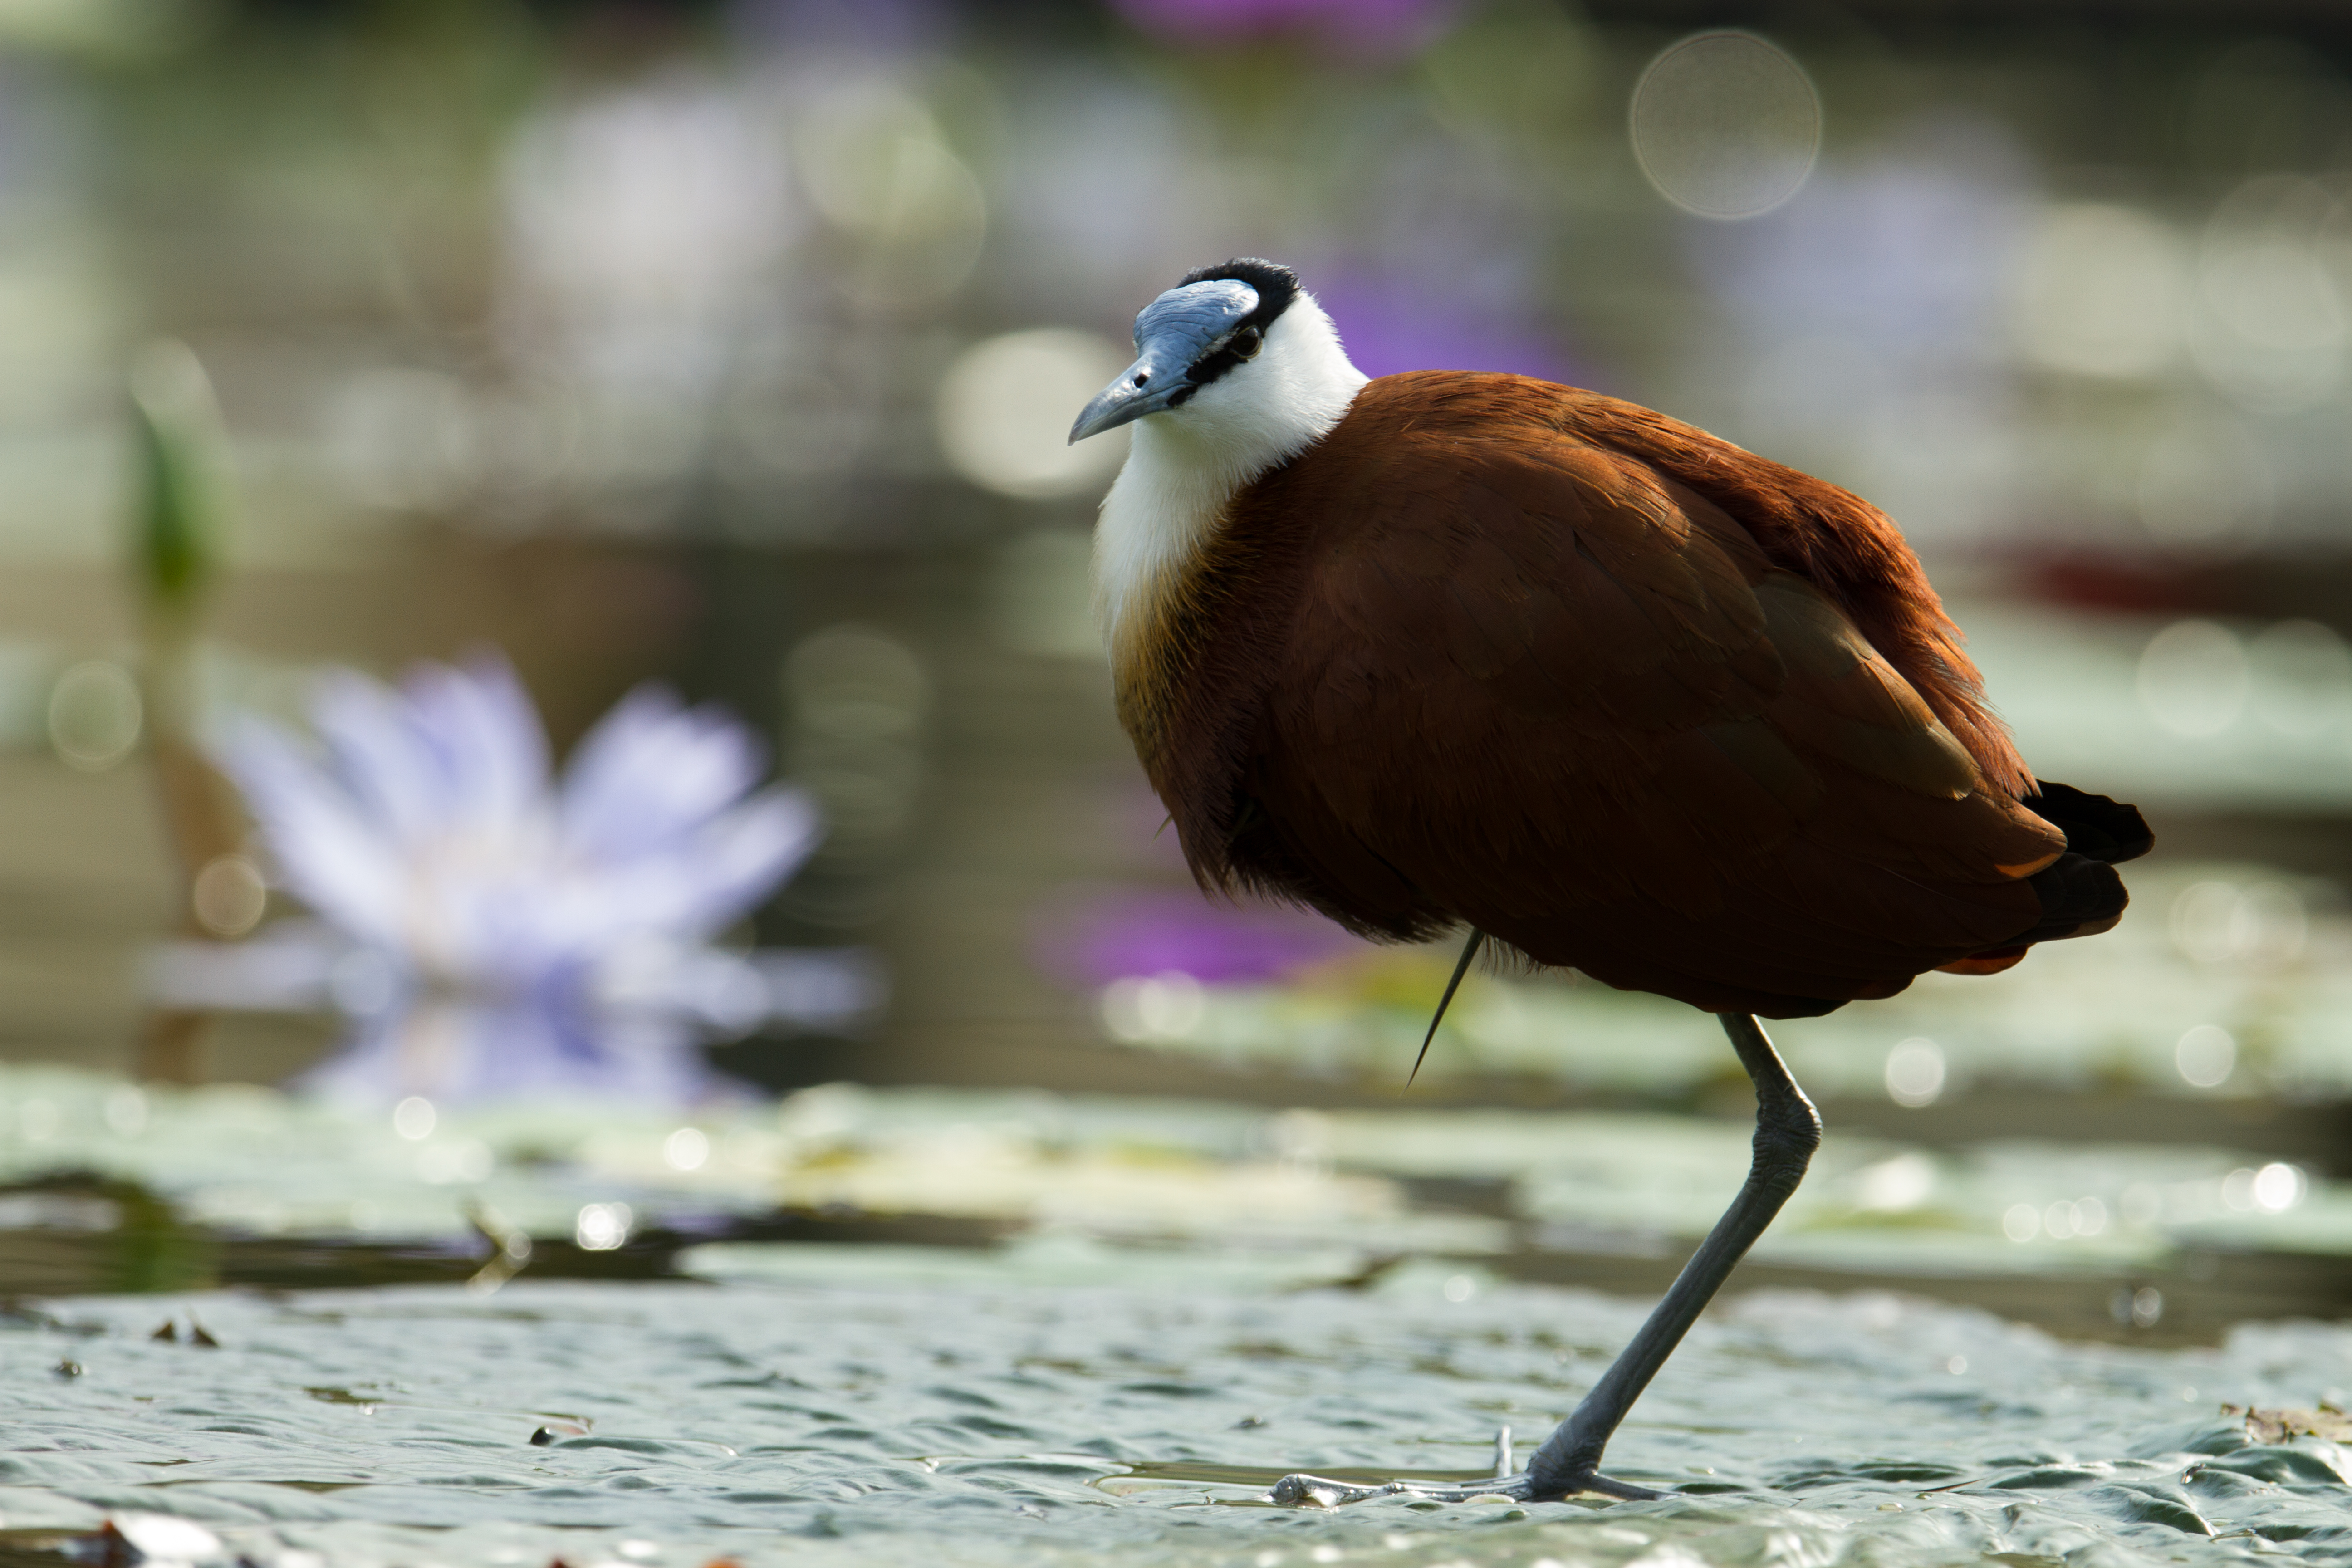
left=3, top=1065, right=2351, bottom=1566
left=4, top=1275, right=2351, bottom=1568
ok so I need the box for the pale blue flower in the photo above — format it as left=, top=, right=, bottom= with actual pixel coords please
left=201, top=653, right=861, bottom=1103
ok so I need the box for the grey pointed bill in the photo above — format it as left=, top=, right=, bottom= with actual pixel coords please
left=1067, top=278, right=1260, bottom=444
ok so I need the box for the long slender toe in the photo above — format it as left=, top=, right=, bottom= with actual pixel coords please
left=1266, top=1472, right=1536, bottom=1507
left=1264, top=1468, right=1662, bottom=1507
left=1526, top=1469, right=1663, bottom=1503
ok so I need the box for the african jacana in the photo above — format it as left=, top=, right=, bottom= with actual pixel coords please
left=1067, top=259, right=2148, bottom=1504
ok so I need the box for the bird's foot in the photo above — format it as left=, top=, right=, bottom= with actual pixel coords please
left=1262, top=1429, right=1661, bottom=1507
left=1263, top=1467, right=1660, bottom=1507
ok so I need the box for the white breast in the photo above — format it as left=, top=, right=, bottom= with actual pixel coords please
left=1092, top=291, right=1367, bottom=660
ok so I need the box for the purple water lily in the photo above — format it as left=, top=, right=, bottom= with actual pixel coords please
left=209, top=654, right=858, bottom=1103
left=1033, top=885, right=1361, bottom=990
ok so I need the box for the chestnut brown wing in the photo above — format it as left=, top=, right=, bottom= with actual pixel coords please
left=1236, top=393, right=2071, bottom=1015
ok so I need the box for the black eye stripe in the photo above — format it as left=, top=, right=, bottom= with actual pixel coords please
left=1186, top=342, right=1252, bottom=387
left=1184, top=323, right=1275, bottom=389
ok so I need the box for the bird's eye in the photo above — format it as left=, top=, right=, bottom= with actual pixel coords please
left=1230, top=327, right=1263, bottom=360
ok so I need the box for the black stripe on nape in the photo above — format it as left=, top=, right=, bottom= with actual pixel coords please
left=1174, top=258, right=1301, bottom=389
left=1177, top=257, right=1301, bottom=331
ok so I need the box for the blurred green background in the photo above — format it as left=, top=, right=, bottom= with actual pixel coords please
left=1, top=0, right=2350, bottom=1338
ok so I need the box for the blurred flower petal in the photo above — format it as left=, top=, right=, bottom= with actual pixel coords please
left=560, top=683, right=771, bottom=860
left=297, top=999, right=720, bottom=1107
left=222, top=716, right=411, bottom=948
left=217, top=651, right=841, bottom=1104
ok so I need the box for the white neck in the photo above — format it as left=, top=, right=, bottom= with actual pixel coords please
left=1092, top=291, right=1367, bottom=658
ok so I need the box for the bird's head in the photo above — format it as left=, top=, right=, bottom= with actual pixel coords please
left=1069, top=259, right=1363, bottom=452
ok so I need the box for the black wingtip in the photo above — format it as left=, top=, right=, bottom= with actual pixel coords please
left=2020, top=852, right=2129, bottom=944
left=1408, top=928, right=1486, bottom=1088
left=2023, top=782, right=2153, bottom=865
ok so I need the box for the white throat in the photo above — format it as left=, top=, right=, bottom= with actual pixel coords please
left=1092, top=290, right=1367, bottom=657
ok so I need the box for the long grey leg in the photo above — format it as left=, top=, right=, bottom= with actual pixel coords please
left=1269, top=1012, right=1820, bottom=1508
left=1521, top=1011, right=1819, bottom=1497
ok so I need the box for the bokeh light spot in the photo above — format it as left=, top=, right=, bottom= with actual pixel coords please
left=48, top=661, right=142, bottom=771
left=575, top=1201, right=633, bottom=1251
left=2175, top=1024, right=2237, bottom=1088
left=663, top=1126, right=710, bottom=1171
left=2170, top=879, right=2307, bottom=970
left=938, top=328, right=1132, bottom=499
left=1630, top=32, right=1821, bottom=220
left=392, top=1097, right=436, bottom=1141
left=796, top=83, right=985, bottom=308
left=1101, top=971, right=1207, bottom=1043
left=191, top=853, right=267, bottom=939
left=1883, top=1037, right=1946, bottom=1107
left=2192, top=175, right=2348, bottom=412
left=2252, top=1162, right=2305, bottom=1212
left=1856, top=1153, right=1935, bottom=1211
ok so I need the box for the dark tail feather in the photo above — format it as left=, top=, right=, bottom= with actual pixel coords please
left=1947, top=784, right=2144, bottom=971
left=2022, top=782, right=2151, bottom=865
left=2018, top=851, right=2128, bottom=944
